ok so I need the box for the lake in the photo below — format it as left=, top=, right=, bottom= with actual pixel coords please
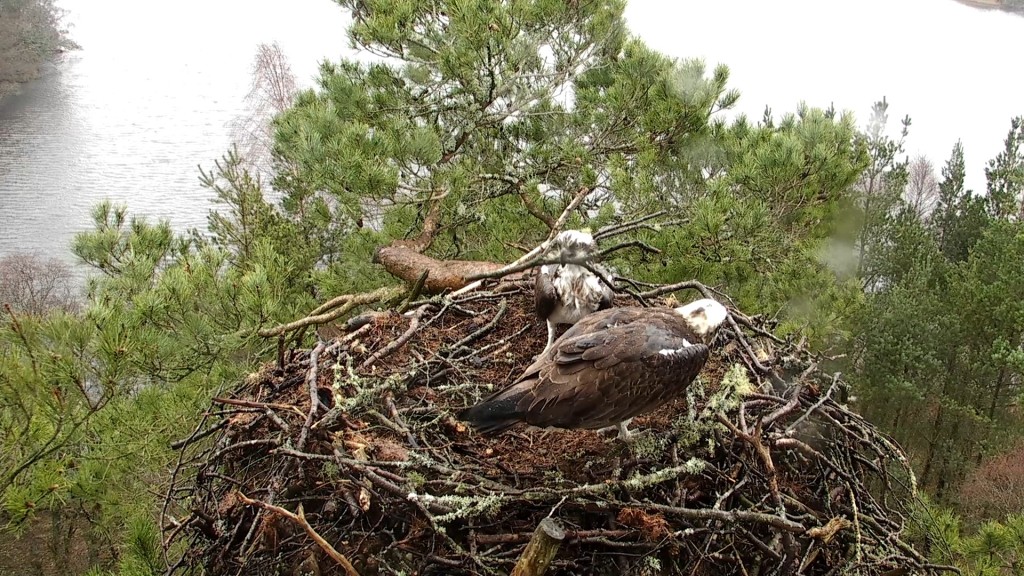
left=0, top=0, right=350, bottom=268
left=1, top=0, right=1021, bottom=267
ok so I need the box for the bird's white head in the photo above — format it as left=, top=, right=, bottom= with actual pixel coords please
left=549, top=229, right=598, bottom=260
left=674, top=298, right=728, bottom=344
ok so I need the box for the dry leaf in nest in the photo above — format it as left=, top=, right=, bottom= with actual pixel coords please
left=372, top=436, right=409, bottom=462
left=344, top=431, right=371, bottom=460
left=358, top=487, right=371, bottom=512
left=443, top=415, right=467, bottom=435
left=257, top=513, right=280, bottom=554
left=227, top=412, right=258, bottom=428
left=617, top=507, right=671, bottom=541
left=217, top=490, right=239, bottom=517
left=806, top=517, right=851, bottom=544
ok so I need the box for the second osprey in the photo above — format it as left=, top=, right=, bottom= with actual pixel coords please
left=534, top=230, right=614, bottom=351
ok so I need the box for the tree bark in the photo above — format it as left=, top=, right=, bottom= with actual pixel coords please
left=511, top=517, right=566, bottom=576
left=989, top=367, right=1007, bottom=422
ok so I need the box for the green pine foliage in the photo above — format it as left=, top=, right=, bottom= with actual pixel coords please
left=641, top=104, right=867, bottom=339
left=270, top=0, right=737, bottom=269
left=1, top=151, right=315, bottom=567
left=269, top=0, right=871, bottom=340
left=910, top=497, right=1024, bottom=575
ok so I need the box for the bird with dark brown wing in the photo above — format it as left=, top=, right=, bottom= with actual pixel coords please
left=460, top=298, right=728, bottom=441
left=534, top=230, right=614, bottom=351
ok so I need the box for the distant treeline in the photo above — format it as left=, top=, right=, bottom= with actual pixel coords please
left=994, top=0, right=1024, bottom=11
left=0, top=0, right=76, bottom=90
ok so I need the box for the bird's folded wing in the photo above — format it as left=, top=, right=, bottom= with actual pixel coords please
left=534, top=267, right=557, bottom=320
left=519, top=320, right=709, bottom=429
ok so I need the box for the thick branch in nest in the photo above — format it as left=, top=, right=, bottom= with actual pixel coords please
left=372, top=245, right=513, bottom=293
left=377, top=186, right=596, bottom=295
left=512, top=518, right=566, bottom=576
left=258, top=286, right=403, bottom=338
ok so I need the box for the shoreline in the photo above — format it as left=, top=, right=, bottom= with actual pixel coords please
left=0, top=80, right=26, bottom=101
left=0, top=50, right=68, bottom=102
left=953, top=0, right=1024, bottom=13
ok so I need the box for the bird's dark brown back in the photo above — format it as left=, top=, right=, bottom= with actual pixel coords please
left=513, top=307, right=710, bottom=430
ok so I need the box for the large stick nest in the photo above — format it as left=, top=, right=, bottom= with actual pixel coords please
left=162, top=279, right=952, bottom=576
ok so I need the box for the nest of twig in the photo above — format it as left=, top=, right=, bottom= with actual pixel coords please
left=162, top=279, right=953, bottom=576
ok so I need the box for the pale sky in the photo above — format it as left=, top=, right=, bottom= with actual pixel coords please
left=623, top=0, right=1023, bottom=193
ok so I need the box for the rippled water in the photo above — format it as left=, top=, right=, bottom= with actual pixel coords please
left=0, top=0, right=349, bottom=266
left=1, top=0, right=1021, bottom=267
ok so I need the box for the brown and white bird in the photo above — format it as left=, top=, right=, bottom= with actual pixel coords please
left=534, top=229, right=614, bottom=351
left=459, top=298, right=728, bottom=441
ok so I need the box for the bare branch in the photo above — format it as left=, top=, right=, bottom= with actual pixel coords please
left=258, top=286, right=403, bottom=338
left=904, top=155, right=939, bottom=221
left=236, top=492, right=361, bottom=576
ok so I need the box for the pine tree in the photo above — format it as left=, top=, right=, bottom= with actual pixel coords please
left=851, top=97, right=911, bottom=291
left=984, top=116, right=1024, bottom=221
left=931, top=141, right=989, bottom=263
left=271, top=0, right=739, bottom=276
left=847, top=126, right=1024, bottom=499
left=267, top=0, right=870, bottom=330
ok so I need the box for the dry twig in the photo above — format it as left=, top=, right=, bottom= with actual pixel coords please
left=236, top=492, right=361, bottom=576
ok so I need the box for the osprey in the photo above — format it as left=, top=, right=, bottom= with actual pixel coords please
left=534, top=230, right=615, bottom=351
left=460, top=298, right=728, bottom=441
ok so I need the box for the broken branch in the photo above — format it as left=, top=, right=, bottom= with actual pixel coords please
left=236, top=492, right=361, bottom=576
left=511, top=517, right=566, bottom=576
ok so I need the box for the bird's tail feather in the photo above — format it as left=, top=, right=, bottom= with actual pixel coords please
left=459, top=385, right=530, bottom=435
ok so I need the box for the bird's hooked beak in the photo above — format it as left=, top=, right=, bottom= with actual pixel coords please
left=674, top=298, right=728, bottom=344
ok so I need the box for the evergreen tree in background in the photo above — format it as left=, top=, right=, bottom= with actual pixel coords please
left=932, top=141, right=988, bottom=263
left=845, top=116, right=1024, bottom=503
left=984, top=117, right=1024, bottom=221
left=850, top=97, right=911, bottom=291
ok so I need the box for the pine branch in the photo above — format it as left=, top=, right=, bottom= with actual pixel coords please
left=519, top=190, right=556, bottom=230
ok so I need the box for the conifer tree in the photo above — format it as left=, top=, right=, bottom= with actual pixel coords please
left=271, top=0, right=737, bottom=274
left=984, top=117, right=1024, bottom=221
left=931, top=141, right=989, bottom=263
left=851, top=98, right=911, bottom=291
left=269, top=0, right=869, bottom=328
left=847, top=123, right=1024, bottom=499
